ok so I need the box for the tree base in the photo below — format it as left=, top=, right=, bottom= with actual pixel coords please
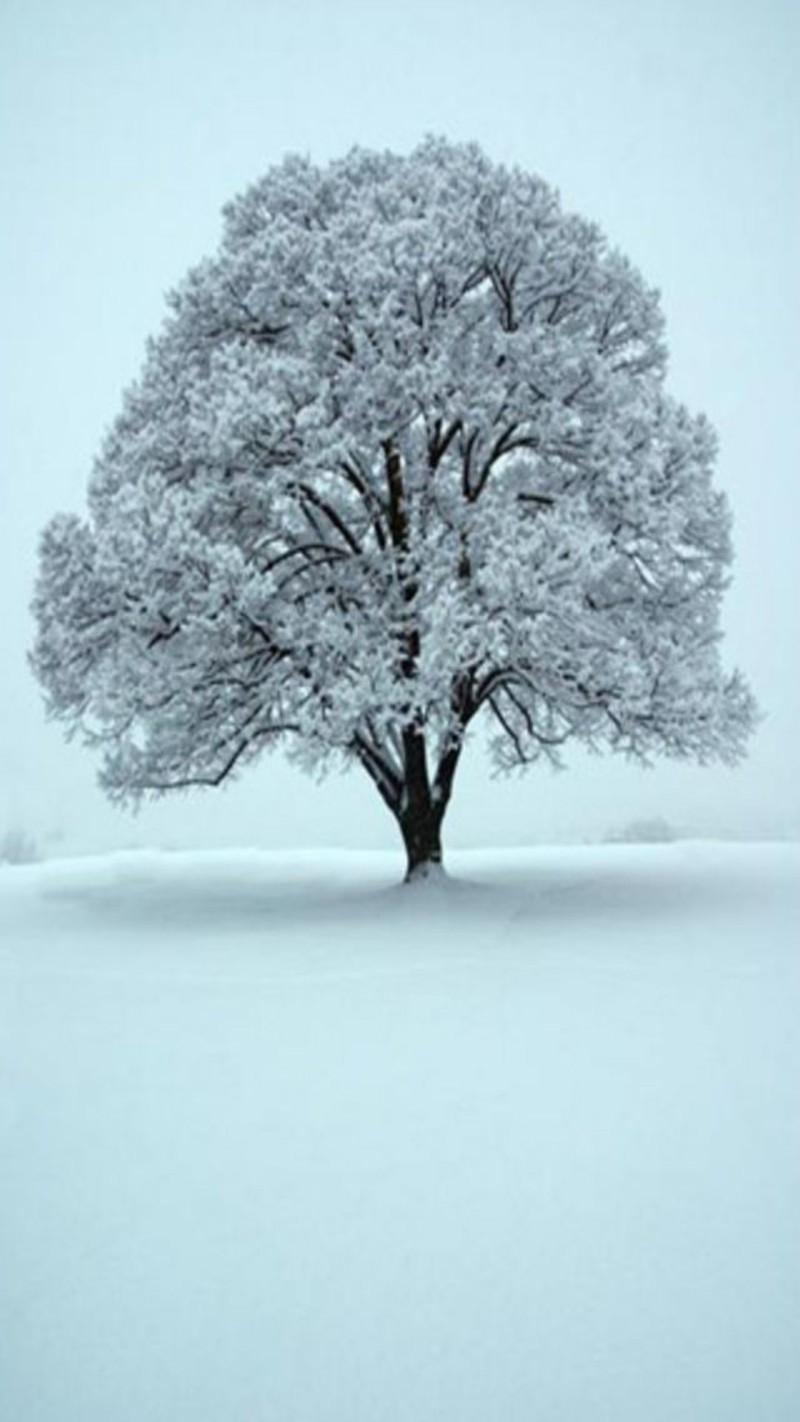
left=404, top=858, right=448, bottom=885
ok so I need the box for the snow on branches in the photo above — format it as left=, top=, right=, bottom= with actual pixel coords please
left=31, top=138, right=756, bottom=875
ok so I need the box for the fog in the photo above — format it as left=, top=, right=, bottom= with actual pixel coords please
left=1, top=0, right=798, bottom=857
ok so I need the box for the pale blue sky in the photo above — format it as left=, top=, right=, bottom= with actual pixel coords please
left=1, top=0, right=798, bottom=853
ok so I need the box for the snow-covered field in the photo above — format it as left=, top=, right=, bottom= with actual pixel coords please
left=1, top=842, right=798, bottom=1421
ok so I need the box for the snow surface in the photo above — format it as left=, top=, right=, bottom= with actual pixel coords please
left=1, top=842, right=798, bottom=1421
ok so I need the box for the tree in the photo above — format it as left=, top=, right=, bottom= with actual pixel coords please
left=31, top=139, right=756, bottom=880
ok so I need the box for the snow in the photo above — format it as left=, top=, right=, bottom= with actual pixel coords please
left=1, top=842, right=798, bottom=1420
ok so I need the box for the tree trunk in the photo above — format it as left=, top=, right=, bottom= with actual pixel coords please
left=354, top=720, right=466, bottom=883
left=399, top=800, right=445, bottom=882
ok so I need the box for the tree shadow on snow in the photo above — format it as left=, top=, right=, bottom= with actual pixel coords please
left=33, top=845, right=777, bottom=944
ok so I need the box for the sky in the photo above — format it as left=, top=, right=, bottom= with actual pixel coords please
left=1, top=0, right=798, bottom=856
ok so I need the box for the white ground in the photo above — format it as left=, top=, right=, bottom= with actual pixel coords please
left=1, top=842, right=798, bottom=1421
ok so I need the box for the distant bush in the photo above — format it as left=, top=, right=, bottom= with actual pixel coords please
left=605, top=817, right=679, bottom=844
left=0, top=827, right=41, bottom=865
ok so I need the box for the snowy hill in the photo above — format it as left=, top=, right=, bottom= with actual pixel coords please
left=1, top=842, right=798, bottom=1421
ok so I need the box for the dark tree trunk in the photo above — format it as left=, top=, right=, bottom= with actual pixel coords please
left=399, top=800, right=445, bottom=882
left=354, top=714, right=468, bottom=883
left=395, top=725, right=445, bottom=882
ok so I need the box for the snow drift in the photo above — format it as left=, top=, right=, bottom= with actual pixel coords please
left=1, top=842, right=798, bottom=1420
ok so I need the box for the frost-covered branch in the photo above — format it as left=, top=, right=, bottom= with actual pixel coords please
left=30, top=139, right=756, bottom=875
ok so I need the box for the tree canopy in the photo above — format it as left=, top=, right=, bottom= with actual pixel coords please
left=32, top=138, right=756, bottom=877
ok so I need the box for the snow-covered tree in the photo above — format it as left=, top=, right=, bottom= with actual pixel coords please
left=31, top=139, right=756, bottom=879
